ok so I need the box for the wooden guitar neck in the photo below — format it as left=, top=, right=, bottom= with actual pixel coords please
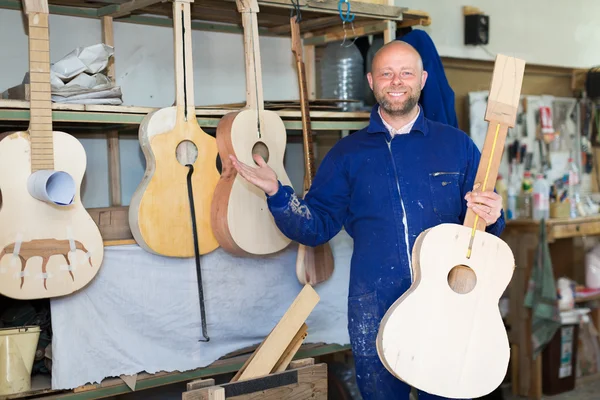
left=463, top=54, right=525, bottom=233
left=290, top=16, right=316, bottom=188
left=24, top=0, right=53, bottom=172
left=173, top=0, right=196, bottom=120
left=237, top=0, right=264, bottom=114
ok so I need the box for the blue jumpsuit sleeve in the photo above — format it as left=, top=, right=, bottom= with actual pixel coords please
left=460, top=137, right=506, bottom=237
left=266, top=152, right=351, bottom=247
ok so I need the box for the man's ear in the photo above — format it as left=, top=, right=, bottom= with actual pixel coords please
left=420, top=70, right=428, bottom=89
left=367, top=72, right=374, bottom=91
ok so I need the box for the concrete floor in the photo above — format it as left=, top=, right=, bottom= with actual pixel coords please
left=503, top=376, right=600, bottom=400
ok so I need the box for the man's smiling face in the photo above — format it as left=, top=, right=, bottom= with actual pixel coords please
left=367, top=41, right=428, bottom=117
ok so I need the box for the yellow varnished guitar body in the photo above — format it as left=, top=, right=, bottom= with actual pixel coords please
left=129, top=0, right=220, bottom=257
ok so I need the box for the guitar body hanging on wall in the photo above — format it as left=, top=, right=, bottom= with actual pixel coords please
left=211, top=0, right=293, bottom=256
left=290, top=15, right=334, bottom=285
left=129, top=0, right=220, bottom=258
left=376, top=54, right=525, bottom=399
left=0, top=0, right=104, bottom=300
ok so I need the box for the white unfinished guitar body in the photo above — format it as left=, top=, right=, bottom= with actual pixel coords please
left=377, top=223, right=515, bottom=398
left=0, top=131, right=104, bottom=299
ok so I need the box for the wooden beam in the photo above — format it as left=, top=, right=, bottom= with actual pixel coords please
left=102, top=16, right=115, bottom=81
left=97, top=0, right=167, bottom=18
left=106, top=131, right=121, bottom=206
left=401, top=9, right=431, bottom=26
left=268, top=15, right=339, bottom=35
left=232, top=0, right=406, bottom=20
left=303, top=20, right=389, bottom=45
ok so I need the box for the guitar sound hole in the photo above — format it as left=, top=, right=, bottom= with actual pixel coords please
left=176, top=140, right=198, bottom=166
left=252, top=141, right=269, bottom=165
left=447, top=265, right=477, bottom=294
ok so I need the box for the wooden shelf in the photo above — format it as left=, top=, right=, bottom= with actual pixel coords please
left=0, top=99, right=370, bottom=132
left=504, top=215, right=600, bottom=242
left=0, top=0, right=429, bottom=42
left=503, top=214, right=600, bottom=399
left=3, top=343, right=349, bottom=400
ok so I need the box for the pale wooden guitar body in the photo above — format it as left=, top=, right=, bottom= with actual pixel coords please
left=0, top=131, right=104, bottom=299
left=212, top=109, right=292, bottom=255
left=377, top=223, right=514, bottom=398
left=376, top=54, right=525, bottom=398
left=129, top=107, right=220, bottom=257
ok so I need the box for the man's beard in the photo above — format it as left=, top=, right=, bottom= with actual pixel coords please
left=375, top=87, right=420, bottom=117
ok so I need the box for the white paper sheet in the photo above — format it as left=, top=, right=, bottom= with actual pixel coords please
left=51, top=44, right=114, bottom=81
left=26, top=170, right=75, bottom=206
left=50, top=232, right=353, bottom=390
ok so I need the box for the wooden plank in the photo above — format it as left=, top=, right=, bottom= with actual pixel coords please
left=103, top=239, right=136, bottom=246
left=271, top=323, right=308, bottom=373
left=233, top=285, right=320, bottom=381
left=106, top=131, right=121, bottom=206
left=303, top=20, right=390, bottom=45
left=88, top=206, right=132, bottom=240
left=0, top=99, right=368, bottom=119
left=288, top=357, right=314, bottom=370
left=102, top=16, right=116, bottom=81
left=187, top=378, right=216, bottom=391
left=98, top=0, right=167, bottom=18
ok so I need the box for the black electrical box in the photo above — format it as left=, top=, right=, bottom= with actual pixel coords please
left=464, top=14, right=489, bottom=45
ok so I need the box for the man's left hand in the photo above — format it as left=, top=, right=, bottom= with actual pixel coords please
left=465, top=190, right=503, bottom=226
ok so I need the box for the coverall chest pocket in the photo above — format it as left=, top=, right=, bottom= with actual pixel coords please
left=429, top=171, right=463, bottom=219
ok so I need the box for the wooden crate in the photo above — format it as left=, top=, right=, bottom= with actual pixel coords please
left=181, top=358, right=327, bottom=400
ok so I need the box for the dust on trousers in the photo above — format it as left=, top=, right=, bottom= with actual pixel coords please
left=347, top=281, right=470, bottom=400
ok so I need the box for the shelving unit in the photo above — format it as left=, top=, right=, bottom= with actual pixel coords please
left=0, top=0, right=431, bottom=245
left=503, top=216, right=600, bottom=399
left=0, top=1, right=430, bottom=398
left=2, top=343, right=350, bottom=399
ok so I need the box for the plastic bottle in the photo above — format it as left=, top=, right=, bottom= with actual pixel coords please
left=532, top=173, right=550, bottom=220
left=567, top=157, right=580, bottom=218
left=496, top=174, right=508, bottom=216
left=507, top=185, right=518, bottom=220
left=520, top=171, right=533, bottom=219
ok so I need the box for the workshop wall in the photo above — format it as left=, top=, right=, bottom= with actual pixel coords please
left=396, top=0, right=600, bottom=69
left=1, top=1, right=599, bottom=207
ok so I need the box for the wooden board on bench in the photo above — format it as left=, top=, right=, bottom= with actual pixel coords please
left=182, top=358, right=326, bottom=400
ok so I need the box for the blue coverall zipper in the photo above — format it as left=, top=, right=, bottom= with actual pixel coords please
left=386, top=138, right=413, bottom=282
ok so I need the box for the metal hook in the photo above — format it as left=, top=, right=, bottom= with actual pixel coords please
left=338, top=0, right=355, bottom=22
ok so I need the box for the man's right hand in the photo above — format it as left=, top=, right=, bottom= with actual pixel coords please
left=228, top=154, right=279, bottom=196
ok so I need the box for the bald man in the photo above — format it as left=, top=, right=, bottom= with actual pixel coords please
left=229, top=40, right=504, bottom=399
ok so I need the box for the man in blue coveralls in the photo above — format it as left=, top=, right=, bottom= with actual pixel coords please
left=228, top=40, right=504, bottom=399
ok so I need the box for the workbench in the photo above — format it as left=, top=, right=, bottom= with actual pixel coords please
left=503, top=215, right=600, bottom=399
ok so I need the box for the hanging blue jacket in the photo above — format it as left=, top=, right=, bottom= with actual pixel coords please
left=266, top=104, right=504, bottom=304
left=400, top=30, right=459, bottom=128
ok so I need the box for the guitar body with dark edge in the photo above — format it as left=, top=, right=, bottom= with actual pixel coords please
left=212, top=0, right=293, bottom=256
left=290, top=15, right=334, bottom=285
